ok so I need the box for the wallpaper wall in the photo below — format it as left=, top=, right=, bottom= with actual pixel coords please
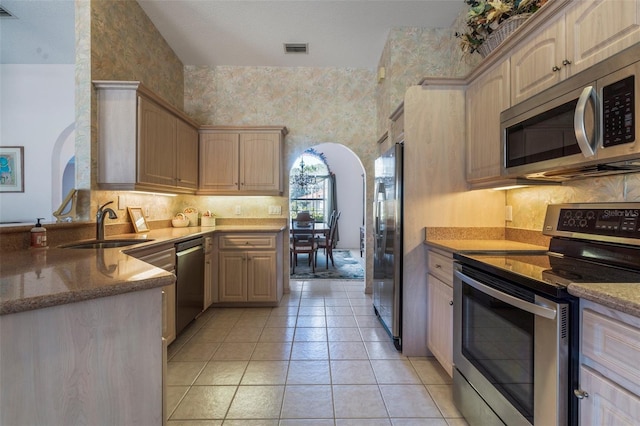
left=90, top=0, right=184, bottom=109
left=375, top=13, right=478, bottom=136
left=74, top=0, right=91, bottom=217
left=184, top=66, right=377, bottom=205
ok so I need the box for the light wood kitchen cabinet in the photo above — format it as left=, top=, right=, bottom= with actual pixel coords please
left=426, top=248, right=454, bottom=377
left=198, top=126, right=287, bottom=195
left=1, top=288, right=163, bottom=425
left=510, top=15, right=565, bottom=105
left=390, top=103, right=404, bottom=144
left=127, top=243, right=177, bottom=344
left=511, top=0, right=640, bottom=105
left=215, top=233, right=283, bottom=305
left=577, top=300, right=640, bottom=424
left=566, top=0, right=640, bottom=75
left=466, top=59, right=510, bottom=184
left=162, top=283, right=176, bottom=345
left=203, top=235, right=214, bottom=310
left=94, top=80, right=199, bottom=194
left=176, top=119, right=199, bottom=190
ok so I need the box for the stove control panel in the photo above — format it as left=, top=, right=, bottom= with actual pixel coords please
left=544, top=203, right=640, bottom=242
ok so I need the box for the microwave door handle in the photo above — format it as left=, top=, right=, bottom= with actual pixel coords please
left=455, top=270, right=557, bottom=320
left=574, top=86, right=598, bottom=158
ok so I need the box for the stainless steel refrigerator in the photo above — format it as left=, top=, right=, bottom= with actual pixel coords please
left=373, top=142, right=403, bottom=350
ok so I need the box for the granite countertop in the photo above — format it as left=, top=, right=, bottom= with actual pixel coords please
left=425, top=239, right=549, bottom=253
left=0, top=225, right=286, bottom=316
left=568, top=283, right=640, bottom=317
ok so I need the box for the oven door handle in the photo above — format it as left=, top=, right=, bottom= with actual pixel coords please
left=455, top=270, right=557, bottom=320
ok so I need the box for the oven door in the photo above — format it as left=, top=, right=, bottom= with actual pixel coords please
left=453, top=264, right=569, bottom=426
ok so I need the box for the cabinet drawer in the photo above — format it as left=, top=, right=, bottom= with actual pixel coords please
left=219, top=234, right=276, bottom=250
left=129, top=245, right=176, bottom=271
left=428, top=250, right=453, bottom=285
left=582, top=307, right=640, bottom=388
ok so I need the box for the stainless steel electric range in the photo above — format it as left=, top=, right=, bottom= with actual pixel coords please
left=453, top=203, right=640, bottom=426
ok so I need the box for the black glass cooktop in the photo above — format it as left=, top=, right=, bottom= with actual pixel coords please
left=455, top=251, right=640, bottom=298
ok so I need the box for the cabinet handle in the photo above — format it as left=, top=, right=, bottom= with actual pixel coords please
left=449, top=301, right=453, bottom=306
left=552, top=65, right=561, bottom=72
left=435, top=264, right=442, bottom=269
left=562, top=59, right=572, bottom=66
left=573, top=389, right=589, bottom=399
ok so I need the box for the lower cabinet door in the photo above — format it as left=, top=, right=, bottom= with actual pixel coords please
left=427, top=274, right=453, bottom=377
left=162, top=283, right=176, bottom=344
left=247, top=251, right=277, bottom=302
left=579, top=366, right=640, bottom=425
left=218, top=251, right=247, bottom=302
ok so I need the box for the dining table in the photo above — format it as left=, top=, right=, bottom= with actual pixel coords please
left=290, top=221, right=330, bottom=238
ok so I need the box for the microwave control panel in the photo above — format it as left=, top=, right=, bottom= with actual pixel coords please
left=602, top=75, right=635, bottom=147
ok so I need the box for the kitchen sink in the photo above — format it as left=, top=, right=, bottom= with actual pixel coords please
left=59, top=239, right=154, bottom=249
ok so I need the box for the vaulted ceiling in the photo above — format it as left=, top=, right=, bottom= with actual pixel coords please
left=1, top=0, right=464, bottom=68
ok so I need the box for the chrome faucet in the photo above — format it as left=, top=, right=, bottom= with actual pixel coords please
left=96, top=201, right=118, bottom=241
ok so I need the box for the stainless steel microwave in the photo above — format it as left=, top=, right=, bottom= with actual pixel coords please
left=501, top=43, right=640, bottom=181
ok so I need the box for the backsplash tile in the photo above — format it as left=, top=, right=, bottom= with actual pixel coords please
left=507, top=174, right=639, bottom=231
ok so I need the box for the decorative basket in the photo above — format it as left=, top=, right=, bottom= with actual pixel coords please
left=201, top=216, right=216, bottom=227
left=171, top=213, right=190, bottom=228
left=183, top=208, right=198, bottom=226
left=477, top=13, right=532, bottom=57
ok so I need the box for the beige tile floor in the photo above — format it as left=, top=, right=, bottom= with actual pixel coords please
left=166, top=278, right=468, bottom=425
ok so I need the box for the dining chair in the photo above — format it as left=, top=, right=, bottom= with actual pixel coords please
left=315, top=210, right=335, bottom=248
left=316, top=210, right=340, bottom=269
left=290, top=217, right=317, bottom=273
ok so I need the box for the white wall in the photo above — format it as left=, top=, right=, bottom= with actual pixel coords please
left=0, top=64, right=75, bottom=222
left=313, top=143, right=365, bottom=250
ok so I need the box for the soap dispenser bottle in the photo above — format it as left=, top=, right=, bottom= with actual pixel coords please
left=30, top=218, right=47, bottom=248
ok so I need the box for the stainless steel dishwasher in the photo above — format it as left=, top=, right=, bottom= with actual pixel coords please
left=175, top=237, right=204, bottom=335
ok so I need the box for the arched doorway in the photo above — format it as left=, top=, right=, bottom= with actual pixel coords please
left=289, top=143, right=366, bottom=279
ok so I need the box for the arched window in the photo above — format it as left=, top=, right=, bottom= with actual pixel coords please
left=289, top=149, right=331, bottom=222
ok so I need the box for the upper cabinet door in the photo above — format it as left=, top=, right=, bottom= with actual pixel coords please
left=176, top=119, right=199, bottom=190
left=138, top=96, right=177, bottom=187
left=199, top=132, right=240, bottom=192
left=240, top=133, right=282, bottom=192
left=466, top=59, right=511, bottom=183
left=511, top=17, right=566, bottom=106
left=566, top=0, right=640, bottom=75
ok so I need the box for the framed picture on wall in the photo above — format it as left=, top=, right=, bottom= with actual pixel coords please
left=0, top=146, right=24, bottom=193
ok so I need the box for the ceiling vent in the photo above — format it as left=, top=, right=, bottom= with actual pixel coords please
left=284, top=43, right=308, bottom=54
left=0, top=5, right=16, bottom=18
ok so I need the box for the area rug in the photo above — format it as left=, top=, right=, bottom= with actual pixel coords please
left=290, top=249, right=364, bottom=280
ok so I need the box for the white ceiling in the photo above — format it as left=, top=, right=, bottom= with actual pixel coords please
left=0, top=0, right=465, bottom=69
left=0, top=0, right=75, bottom=64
